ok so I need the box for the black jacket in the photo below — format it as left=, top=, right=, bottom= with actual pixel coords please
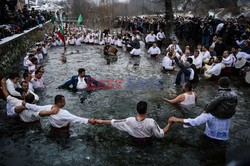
left=205, top=88, right=237, bottom=119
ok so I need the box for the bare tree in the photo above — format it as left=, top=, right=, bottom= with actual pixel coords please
left=165, top=0, right=174, bottom=39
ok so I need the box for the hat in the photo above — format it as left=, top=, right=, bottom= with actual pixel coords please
left=218, top=77, right=230, bottom=88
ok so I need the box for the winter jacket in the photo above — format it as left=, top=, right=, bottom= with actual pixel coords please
left=204, top=88, right=237, bottom=119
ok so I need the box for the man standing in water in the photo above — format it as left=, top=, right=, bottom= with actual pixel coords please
left=24, top=95, right=96, bottom=129
left=96, top=101, right=173, bottom=145
left=168, top=77, right=237, bottom=141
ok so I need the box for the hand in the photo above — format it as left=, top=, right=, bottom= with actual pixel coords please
left=1, top=78, right=6, bottom=85
left=88, top=118, right=96, bottom=125
left=169, top=116, right=178, bottom=123
left=168, top=118, right=174, bottom=125
left=22, top=101, right=26, bottom=107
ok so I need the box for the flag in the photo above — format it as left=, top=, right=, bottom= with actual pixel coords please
left=57, top=26, right=65, bottom=43
left=77, top=14, right=83, bottom=25
left=50, top=11, right=57, bottom=24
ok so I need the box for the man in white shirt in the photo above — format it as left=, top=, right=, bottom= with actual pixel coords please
left=222, top=50, right=236, bottom=76
left=1, top=78, right=35, bottom=118
left=162, top=53, right=175, bottom=71
left=202, top=45, right=211, bottom=63
left=205, top=57, right=223, bottom=78
left=6, top=73, right=21, bottom=98
left=231, top=46, right=250, bottom=60
left=24, top=95, right=96, bottom=128
left=181, top=50, right=191, bottom=63
left=23, top=54, right=34, bottom=69
left=156, top=29, right=165, bottom=49
left=96, top=101, right=172, bottom=141
left=191, top=50, right=203, bottom=69
left=20, top=81, right=39, bottom=102
left=166, top=40, right=182, bottom=54
left=222, top=50, right=235, bottom=68
left=145, top=31, right=156, bottom=49
left=28, top=57, right=38, bottom=73
left=31, top=70, right=45, bottom=90
left=147, top=43, right=161, bottom=57
left=75, top=34, right=83, bottom=46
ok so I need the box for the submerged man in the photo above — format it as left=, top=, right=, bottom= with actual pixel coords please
left=163, top=82, right=197, bottom=108
left=96, top=101, right=172, bottom=144
left=58, top=68, right=103, bottom=91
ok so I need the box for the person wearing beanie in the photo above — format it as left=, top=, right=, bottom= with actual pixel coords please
left=168, top=77, right=237, bottom=141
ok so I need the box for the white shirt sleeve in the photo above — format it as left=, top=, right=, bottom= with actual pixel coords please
left=111, top=119, right=128, bottom=132
left=176, top=45, right=182, bottom=53
left=194, top=56, right=203, bottom=68
left=151, top=120, right=165, bottom=138
left=6, top=79, right=21, bottom=97
left=26, top=103, right=48, bottom=112
left=183, top=113, right=212, bottom=128
left=28, top=90, right=39, bottom=101
left=59, top=110, right=89, bottom=125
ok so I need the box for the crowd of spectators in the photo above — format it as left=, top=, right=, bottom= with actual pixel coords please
left=114, top=15, right=250, bottom=53
left=0, top=5, right=52, bottom=40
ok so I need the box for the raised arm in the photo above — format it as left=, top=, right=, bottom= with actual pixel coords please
left=1, top=78, right=9, bottom=99
left=6, top=80, right=21, bottom=97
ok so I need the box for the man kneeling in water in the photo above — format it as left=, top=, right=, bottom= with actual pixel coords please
left=163, top=82, right=197, bottom=108
left=96, top=101, right=173, bottom=145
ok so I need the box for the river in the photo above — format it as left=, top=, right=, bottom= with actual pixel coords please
left=0, top=44, right=250, bottom=165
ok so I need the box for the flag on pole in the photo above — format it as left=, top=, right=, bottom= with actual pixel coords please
left=57, top=26, right=65, bottom=43
left=51, top=11, right=57, bottom=24
left=77, top=14, right=83, bottom=25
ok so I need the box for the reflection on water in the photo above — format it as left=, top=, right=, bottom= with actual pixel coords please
left=0, top=45, right=250, bottom=165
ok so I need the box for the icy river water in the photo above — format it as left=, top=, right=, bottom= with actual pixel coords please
left=0, top=44, right=250, bottom=166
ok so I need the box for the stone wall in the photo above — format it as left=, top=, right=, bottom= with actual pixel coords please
left=0, top=22, right=53, bottom=78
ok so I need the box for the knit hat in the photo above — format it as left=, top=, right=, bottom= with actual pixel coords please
left=218, top=77, right=230, bottom=88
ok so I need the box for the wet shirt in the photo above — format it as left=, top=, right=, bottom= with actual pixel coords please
left=77, top=76, right=87, bottom=90
left=130, top=48, right=141, bottom=56
left=148, top=47, right=161, bottom=55
left=192, top=55, right=203, bottom=69
left=222, top=55, right=236, bottom=67
left=145, top=34, right=156, bottom=43
left=31, top=78, right=44, bottom=89
left=162, top=56, right=174, bottom=70
left=111, top=117, right=164, bottom=138
left=206, top=63, right=222, bottom=76
left=25, top=104, right=88, bottom=128
left=180, top=92, right=196, bottom=106
left=183, top=113, right=231, bottom=141
left=236, top=52, right=250, bottom=60
left=6, top=79, right=21, bottom=97
left=6, top=95, right=21, bottom=116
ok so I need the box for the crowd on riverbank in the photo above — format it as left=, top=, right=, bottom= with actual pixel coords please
left=0, top=5, right=52, bottom=40
left=114, top=14, right=250, bottom=49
